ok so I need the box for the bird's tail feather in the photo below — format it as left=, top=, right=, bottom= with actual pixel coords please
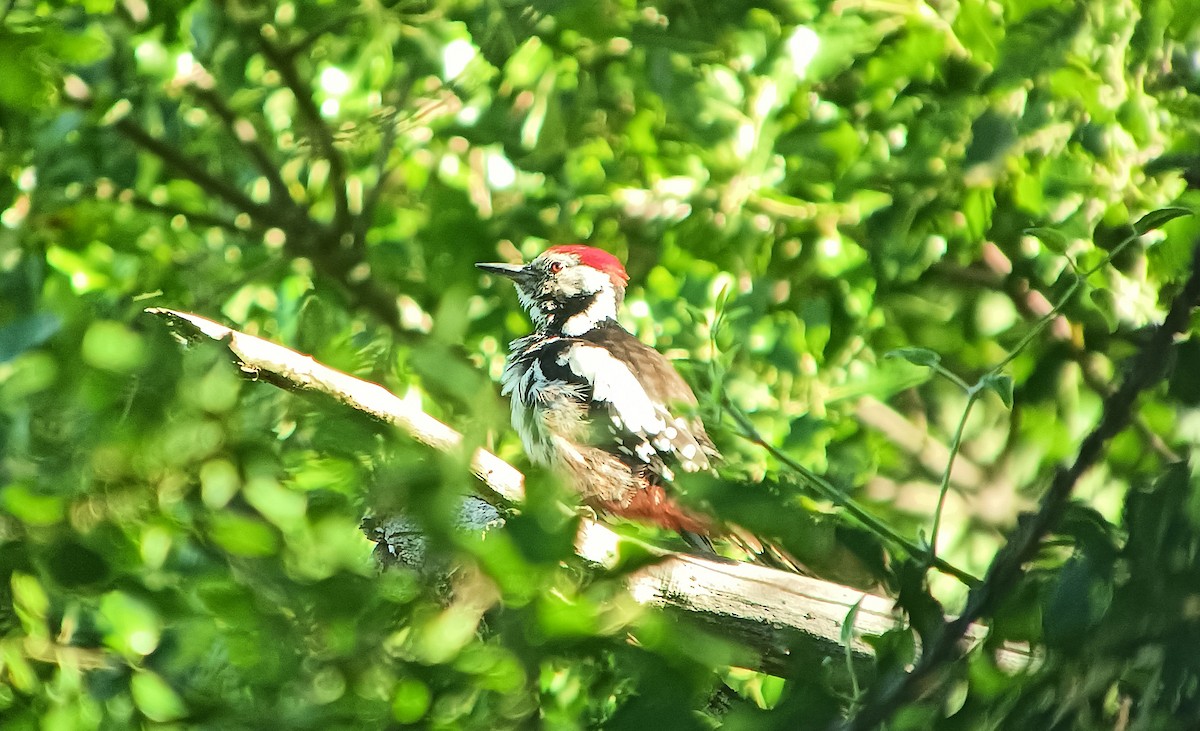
left=679, top=529, right=718, bottom=555
left=723, top=525, right=814, bottom=576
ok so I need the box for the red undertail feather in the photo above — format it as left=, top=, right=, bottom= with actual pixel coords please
left=592, top=488, right=811, bottom=575
left=589, top=484, right=711, bottom=535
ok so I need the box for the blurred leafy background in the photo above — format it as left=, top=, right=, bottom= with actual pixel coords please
left=4, top=0, right=1200, bottom=728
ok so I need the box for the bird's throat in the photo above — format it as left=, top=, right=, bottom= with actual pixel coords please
left=559, top=289, right=618, bottom=336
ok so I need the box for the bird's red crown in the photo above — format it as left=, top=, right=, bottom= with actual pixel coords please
left=547, top=245, right=629, bottom=288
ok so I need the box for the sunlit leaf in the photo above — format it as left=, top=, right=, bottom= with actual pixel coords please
left=885, top=348, right=941, bottom=368
left=130, top=672, right=186, bottom=722
left=1133, top=206, right=1194, bottom=236
left=1025, top=227, right=1070, bottom=253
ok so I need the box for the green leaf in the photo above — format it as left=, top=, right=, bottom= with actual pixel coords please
left=130, top=672, right=186, bottom=722
left=45, top=540, right=109, bottom=590
left=965, top=110, right=1018, bottom=167
left=207, top=514, right=280, bottom=557
left=1168, top=339, right=1200, bottom=406
left=45, top=24, right=113, bottom=64
left=392, top=678, right=432, bottom=724
left=885, top=348, right=941, bottom=368
left=1024, top=227, right=1070, bottom=253
left=81, top=321, right=146, bottom=373
left=1042, top=552, right=1113, bottom=647
left=1133, top=206, right=1194, bottom=236
left=961, top=187, right=996, bottom=241
left=0, top=312, right=61, bottom=363
left=980, top=373, right=1014, bottom=408
left=806, top=16, right=884, bottom=83
left=1089, top=289, right=1118, bottom=332
left=10, top=573, right=49, bottom=626
left=100, top=592, right=161, bottom=657
left=988, top=5, right=1084, bottom=91
left=840, top=597, right=863, bottom=651
left=1, top=484, right=64, bottom=527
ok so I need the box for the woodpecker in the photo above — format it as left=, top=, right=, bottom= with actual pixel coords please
left=477, top=245, right=720, bottom=539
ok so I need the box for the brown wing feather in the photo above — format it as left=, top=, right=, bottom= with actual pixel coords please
left=574, top=323, right=720, bottom=477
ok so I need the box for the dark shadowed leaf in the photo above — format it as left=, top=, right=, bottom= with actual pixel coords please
left=0, top=312, right=61, bottom=363
left=980, top=372, right=1014, bottom=408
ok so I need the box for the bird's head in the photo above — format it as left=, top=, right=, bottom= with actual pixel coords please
left=477, top=245, right=629, bottom=335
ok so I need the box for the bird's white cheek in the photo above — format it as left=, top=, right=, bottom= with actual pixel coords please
left=561, top=290, right=618, bottom=336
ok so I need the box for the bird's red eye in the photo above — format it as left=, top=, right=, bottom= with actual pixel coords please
left=548, top=261, right=564, bottom=274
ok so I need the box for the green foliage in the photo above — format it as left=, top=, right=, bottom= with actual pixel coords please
left=2, top=0, right=1200, bottom=727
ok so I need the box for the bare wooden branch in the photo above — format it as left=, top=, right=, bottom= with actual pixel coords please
left=144, top=307, right=1033, bottom=677
left=144, top=307, right=523, bottom=503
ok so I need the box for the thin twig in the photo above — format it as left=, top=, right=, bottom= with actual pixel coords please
left=837, top=242, right=1200, bottom=731
left=931, top=262, right=1181, bottom=464
left=257, top=33, right=352, bottom=235
left=111, top=117, right=279, bottom=225
left=355, top=106, right=400, bottom=247
left=991, top=227, right=1150, bottom=374
left=928, top=388, right=981, bottom=559
left=925, top=227, right=1178, bottom=560
left=1076, top=347, right=1182, bottom=462
left=126, top=193, right=253, bottom=234
left=727, top=405, right=980, bottom=587
left=282, top=13, right=358, bottom=58
left=188, top=84, right=296, bottom=211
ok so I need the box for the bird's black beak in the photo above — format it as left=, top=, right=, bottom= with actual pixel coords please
left=476, top=262, right=531, bottom=281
